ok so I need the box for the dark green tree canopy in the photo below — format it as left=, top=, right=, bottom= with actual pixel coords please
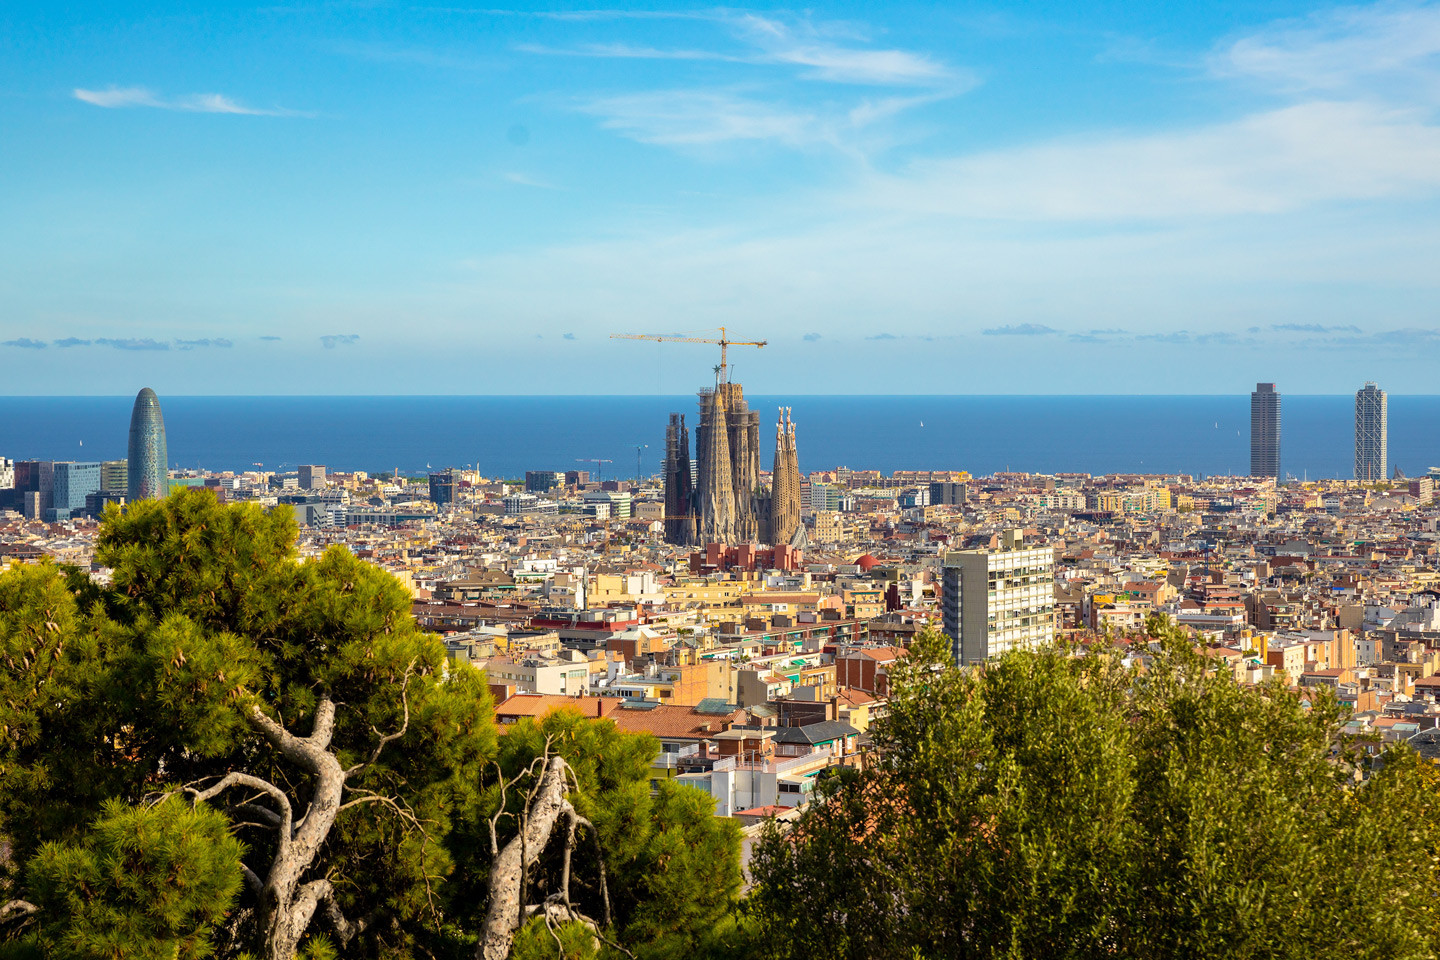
left=751, top=622, right=1440, bottom=960
left=0, top=490, right=497, bottom=957
left=0, top=489, right=745, bottom=960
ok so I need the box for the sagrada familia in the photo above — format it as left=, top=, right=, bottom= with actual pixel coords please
left=661, top=379, right=805, bottom=549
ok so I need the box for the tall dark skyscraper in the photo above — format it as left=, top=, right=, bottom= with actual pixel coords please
left=428, top=469, right=456, bottom=507
left=1250, top=382, right=1281, bottom=479
left=127, top=387, right=169, bottom=502
left=1355, top=382, right=1388, bottom=482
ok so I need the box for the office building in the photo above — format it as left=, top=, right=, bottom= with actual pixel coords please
left=525, top=471, right=565, bottom=493
left=86, top=490, right=126, bottom=518
left=564, top=470, right=590, bottom=487
left=429, top=470, right=457, bottom=507
left=100, top=460, right=128, bottom=493
left=898, top=487, right=930, bottom=509
left=298, top=465, right=327, bottom=490
left=809, top=481, right=843, bottom=513
left=0, top=458, right=12, bottom=491
left=15, top=461, right=54, bottom=518
left=942, top=529, right=1055, bottom=665
left=929, top=481, right=967, bottom=507
left=583, top=489, right=631, bottom=519
left=503, top=493, right=559, bottom=516
left=127, top=388, right=169, bottom=503
left=47, top=461, right=101, bottom=521
left=1355, top=382, right=1388, bottom=483
left=1250, top=383, right=1281, bottom=479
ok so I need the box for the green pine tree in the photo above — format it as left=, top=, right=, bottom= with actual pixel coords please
left=750, top=620, right=1440, bottom=960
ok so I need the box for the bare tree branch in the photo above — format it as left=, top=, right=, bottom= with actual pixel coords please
left=185, top=772, right=295, bottom=864
left=0, top=900, right=38, bottom=924
left=229, top=802, right=284, bottom=829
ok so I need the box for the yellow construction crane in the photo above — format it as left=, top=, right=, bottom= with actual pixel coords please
left=610, top=326, right=766, bottom=383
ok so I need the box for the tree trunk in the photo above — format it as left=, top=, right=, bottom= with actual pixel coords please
left=478, top=756, right=572, bottom=960
left=191, top=700, right=352, bottom=960
left=249, top=701, right=349, bottom=960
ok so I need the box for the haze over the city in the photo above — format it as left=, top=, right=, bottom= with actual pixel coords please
left=4, top=0, right=1440, bottom=394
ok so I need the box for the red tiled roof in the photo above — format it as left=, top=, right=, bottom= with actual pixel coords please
left=843, top=646, right=904, bottom=662
left=608, top=703, right=744, bottom=740
left=494, top=694, right=619, bottom=722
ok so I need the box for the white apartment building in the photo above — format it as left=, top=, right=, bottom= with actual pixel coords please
left=484, top=653, right=590, bottom=696
left=942, top=529, right=1056, bottom=665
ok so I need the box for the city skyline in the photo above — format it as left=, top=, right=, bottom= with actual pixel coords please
left=4, top=1, right=1440, bottom=394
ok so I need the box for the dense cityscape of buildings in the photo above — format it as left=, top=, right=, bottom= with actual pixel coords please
left=4, top=379, right=1439, bottom=822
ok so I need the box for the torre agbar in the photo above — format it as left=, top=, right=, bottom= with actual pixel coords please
left=661, top=378, right=804, bottom=549
left=127, top=387, right=169, bottom=502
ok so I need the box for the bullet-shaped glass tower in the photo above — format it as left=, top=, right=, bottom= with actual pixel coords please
left=127, top=387, right=169, bottom=502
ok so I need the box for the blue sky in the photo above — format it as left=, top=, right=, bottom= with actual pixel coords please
left=3, top=0, right=1440, bottom=394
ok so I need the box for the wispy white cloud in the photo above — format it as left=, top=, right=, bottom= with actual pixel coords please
left=448, top=8, right=712, bottom=23
left=579, top=90, right=822, bottom=147
left=502, top=171, right=561, bottom=189
left=862, top=101, right=1440, bottom=220
left=96, top=337, right=169, bottom=351
left=320, top=333, right=360, bottom=349
left=73, top=86, right=310, bottom=116
left=1215, top=0, right=1440, bottom=96
left=984, top=323, right=1059, bottom=336
left=731, top=13, right=956, bottom=85
left=73, top=87, right=164, bottom=108
left=515, top=41, right=742, bottom=63
left=521, top=11, right=961, bottom=87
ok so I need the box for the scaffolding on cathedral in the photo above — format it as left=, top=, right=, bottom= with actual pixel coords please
left=662, top=381, right=803, bottom=549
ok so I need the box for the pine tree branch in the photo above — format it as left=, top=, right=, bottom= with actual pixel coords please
left=318, top=881, right=372, bottom=947
left=229, top=802, right=284, bottom=829
left=336, top=788, right=435, bottom=838
left=248, top=698, right=335, bottom=776
left=0, top=900, right=38, bottom=924
left=185, top=772, right=295, bottom=862
left=345, top=659, right=417, bottom=780
left=240, top=863, right=265, bottom=897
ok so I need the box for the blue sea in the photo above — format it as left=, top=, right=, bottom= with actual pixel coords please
left=0, top=396, right=1435, bottom=481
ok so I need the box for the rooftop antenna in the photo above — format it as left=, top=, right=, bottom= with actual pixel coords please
left=576, top=458, right=613, bottom=482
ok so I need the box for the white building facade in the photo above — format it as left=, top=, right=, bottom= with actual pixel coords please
left=942, top=529, right=1056, bottom=665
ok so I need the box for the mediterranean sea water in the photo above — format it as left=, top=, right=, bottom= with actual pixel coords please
left=1, top=396, right=1437, bottom=482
